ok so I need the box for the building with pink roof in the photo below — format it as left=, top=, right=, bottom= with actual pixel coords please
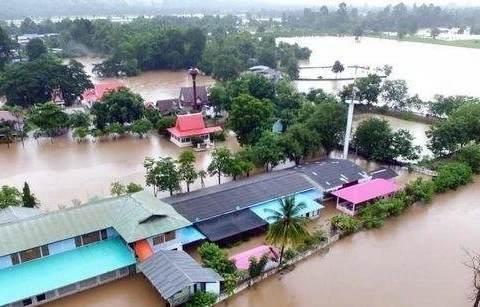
left=167, top=113, right=221, bottom=147
left=229, top=245, right=279, bottom=270
left=331, top=178, right=401, bottom=215
left=81, top=81, right=125, bottom=107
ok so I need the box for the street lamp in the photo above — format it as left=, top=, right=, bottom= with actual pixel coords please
left=188, top=68, right=200, bottom=112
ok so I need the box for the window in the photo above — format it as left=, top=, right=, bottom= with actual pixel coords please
left=74, top=236, right=82, bottom=247
left=20, top=248, right=41, bottom=263
left=101, top=229, right=107, bottom=240
left=40, top=245, right=49, bottom=257
left=306, top=212, right=310, bottom=218
left=22, top=298, right=32, bottom=306
left=11, top=253, right=20, bottom=265
left=152, top=235, right=165, bottom=245
left=165, top=231, right=176, bottom=242
left=36, top=294, right=46, bottom=302
left=81, top=231, right=100, bottom=245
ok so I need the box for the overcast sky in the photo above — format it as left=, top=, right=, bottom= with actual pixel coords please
left=264, top=0, right=477, bottom=6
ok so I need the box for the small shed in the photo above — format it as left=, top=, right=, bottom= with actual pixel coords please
left=331, top=178, right=401, bottom=215
left=139, top=250, right=222, bottom=306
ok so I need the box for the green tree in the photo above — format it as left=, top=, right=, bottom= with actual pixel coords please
left=354, top=117, right=420, bottom=162
left=434, top=162, right=473, bottom=193
left=0, top=25, right=12, bottom=70
left=179, top=150, right=198, bottom=192
left=332, top=60, right=345, bottom=78
left=104, top=122, right=125, bottom=139
left=28, top=102, right=69, bottom=141
left=248, top=254, right=269, bottom=278
left=340, top=74, right=382, bottom=104
left=229, top=94, right=274, bottom=146
left=207, top=147, right=233, bottom=184
left=95, top=88, right=145, bottom=126
left=457, top=144, right=480, bottom=173
left=266, top=196, right=309, bottom=264
left=306, top=102, right=347, bottom=155
left=198, top=242, right=237, bottom=276
left=329, top=214, right=359, bottom=235
left=381, top=79, right=409, bottom=110
left=251, top=131, right=286, bottom=172
left=428, top=95, right=478, bottom=118
left=0, top=125, right=14, bottom=148
left=22, top=182, right=38, bottom=208
left=283, top=123, right=322, bottom=165
left=69, top=111, right=91, bottom=128
left=212, top=54, right=242, bottom=82
left=157, top=116, right=176, bottom=136
left=25, top=38, right=47, bottom=61
left=198, top=169, right=207, bottom=188
left=143, top=157, right=181, bottom=196
left=110, top=181, right=126, bottom=196
left=130, top=118, right=153, bottom=138
left=0, top=185, right=22, bottom=208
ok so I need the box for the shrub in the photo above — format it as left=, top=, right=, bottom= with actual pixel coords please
left=358, top=203, right=387, bottom=229
left=434, top=162, right=473, bottom=193
left=198, top=242, right=237, bottom=276
left=211, top=131, right=226, bottom=141
left=126, top=182, right=143, bottom=193
left=329, top=214, right=360, bottom=235
left=186, top=291, right=217, bottom=307
left=456, top=144, right=480, bottom=173
left=248, top=254, right=269, bottom=278
left=283, top=248, right=297, bottom=262
left=404, top=178, right=435, bottom=203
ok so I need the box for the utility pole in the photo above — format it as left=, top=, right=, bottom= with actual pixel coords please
left=342, top=65, right=369, bottom=159
left=188, top=68, right=199, bottom=112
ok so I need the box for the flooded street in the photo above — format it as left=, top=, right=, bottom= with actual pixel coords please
left=221, top=178, right=480, bottom=307
left=0, top=133, right=240, bottom=211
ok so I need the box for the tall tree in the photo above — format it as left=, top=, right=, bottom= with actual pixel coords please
left=229, top=94, right=275, bottom=146
left=21, top=182, right=38, bottom=208
left=464, top=250, right=480, bottom=307
left=266, top=196, right=310, bottom=264
left=110, top=181, right=126, bottom=196
left=283, top=123, right=322, bottom=165
left=307, top=102, right=347, bottom=155
left=143, top=157, right=181, bottom=196
left=178, top=150, right=198, bottom=192
left=207, top=147, right=233, bottom=184
left=0, top=25, right=11, bottom=70
left=198, top=170, right=207, bottom=188
left=25, top=38, right=47, bottom=61
left=27, top=102, right=69, bottom=142
left=332, top=60, right=345, bottom=79
left=381, top=79, right=409, bottom=110
left=96, top=88, right=145, bottom=126
left=251, top=131, right=286, bottom=172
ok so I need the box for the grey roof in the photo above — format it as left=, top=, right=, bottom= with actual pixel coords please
left=0, top=206, right=43, bottom=225
left=179, top=86, right=209, bottom=106
left=295, top=159, right=370, bottom=191
left=368, top=167, right=399, bottom=180
left=195, top=209, right=268, bottom=242
left=156, top=99, right=178, bottom=115
left=139, top=250, right=222, bottom=299
left=163, top=171, right=315, bottom=222
left=0, top=191, right=191, bottom=257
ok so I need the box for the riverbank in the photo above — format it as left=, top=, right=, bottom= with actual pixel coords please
left=372, top=34, right=480, bottom=49
left=355, top=105, right=438, bottom=125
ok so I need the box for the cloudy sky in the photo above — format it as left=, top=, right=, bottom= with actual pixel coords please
left=264, top=0, right=477, bottom=6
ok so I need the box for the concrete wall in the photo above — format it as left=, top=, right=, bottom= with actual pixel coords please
left=205, top=282, right=220, bottom=295
left=0, top=255, right=12, bottom=269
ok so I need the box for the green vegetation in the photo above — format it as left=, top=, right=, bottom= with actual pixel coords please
left=179, top=150, right=198, bottom=192
left=110, top=181, right=144, bottom=196
left=27, top=102, right=70, bottom=141
left=0, top=183, right=39, bottom=208
left=22, top=182, right=38, bottom=208
left=353, top=117, right=420, bottom=163
left=329, top=214, right=359, bottom=235
left=25, top=38, right=47, bottom=60
left=207, top=147, right=234, bottom=185
left=378, top=35, right=480, bottom=50
left=265, top=196, right=310, bottom=264
left=248, top=254, right=269, bottom=278
left=186, top=291, right=217, bottom=307
left=433, top=162, right=473, bottom=193
left=143, top=157, right=181, bottom=196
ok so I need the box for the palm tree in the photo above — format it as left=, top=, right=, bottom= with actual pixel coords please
left=265, top=195, right=310, bottom=265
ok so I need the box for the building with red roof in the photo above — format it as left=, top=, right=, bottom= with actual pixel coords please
left=167, top=113, right=221, bottom=147
left=81, top=81, right=125, bottom=107
left=331, top=178, right=401, bottom=215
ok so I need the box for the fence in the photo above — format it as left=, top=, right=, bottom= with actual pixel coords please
left=410, top=165, right=437, bottom=177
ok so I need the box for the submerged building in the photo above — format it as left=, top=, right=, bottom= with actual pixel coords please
left=0, top=192, right=194, bottom=306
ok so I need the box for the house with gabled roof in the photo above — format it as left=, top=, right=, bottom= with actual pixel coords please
left=81, top=81, right=125, bottom=107
left=0, top=191, right=190, bottom=307
left=178, top=86, right=209, bottom=110
left=167, top=113, right=222, bottom=147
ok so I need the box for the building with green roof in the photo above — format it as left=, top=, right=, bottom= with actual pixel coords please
left=0, top=191, right=191, bottom=306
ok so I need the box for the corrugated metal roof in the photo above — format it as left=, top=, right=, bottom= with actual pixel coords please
left=164, top=171, right=315, bottom=222
left=0, top=191, right=191, bottom=257
left=139, top=250, right=222, bottom=299
left=295, top=158, right=370, bottom=191
left=368, top=167, right=399, bottom=180
left=0, top=206, right=43, bottom=225
left=194, top=210, right=268, bottom=242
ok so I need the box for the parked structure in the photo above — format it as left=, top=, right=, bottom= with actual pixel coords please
left=0, top=191, right=190, bottom=306
left=332, top=178, right=401, bottom=215
left=140, top=250, right=222, bottom=306
left=81, top=81, right=125, bottom=107
left=167, top=113, right=222, bottom=147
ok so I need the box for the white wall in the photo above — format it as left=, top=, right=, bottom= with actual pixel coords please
left=205, top=282, right=220, bottom=295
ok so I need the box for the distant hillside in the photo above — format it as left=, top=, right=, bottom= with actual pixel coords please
left=0, top=0, right=272, bottom=20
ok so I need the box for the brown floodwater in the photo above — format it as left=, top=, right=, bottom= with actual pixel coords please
left=0, top=133, right=240, bottom=211
left=221, top=178, right=480, bottom=307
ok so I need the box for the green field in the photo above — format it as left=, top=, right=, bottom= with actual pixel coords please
left=374, top=35, right=480, bottom=49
